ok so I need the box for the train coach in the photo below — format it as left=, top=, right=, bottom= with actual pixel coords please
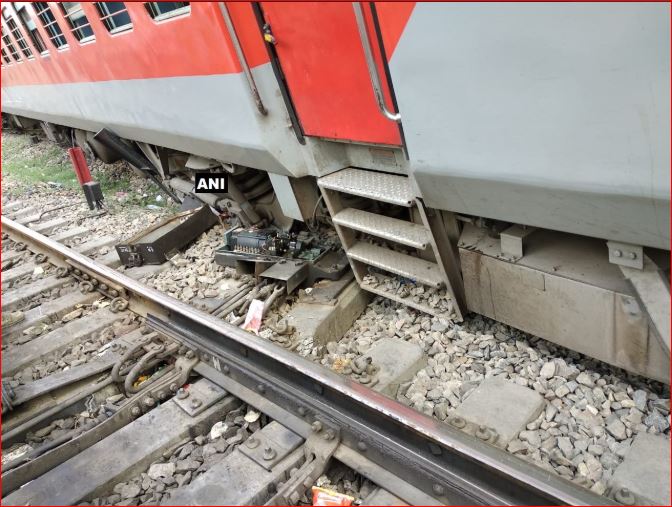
left=1, top=2, right=669, bottom=382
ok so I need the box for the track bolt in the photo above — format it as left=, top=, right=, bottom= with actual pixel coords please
left=262, top=446, right=277, bottom=461
left=357, top=441, right=367, bottom=452
left=476, top=425, right=491, bottom=441
left=257, top=384, right=265, bottom=394
left=190, top=398, right=202, bottom=409
left=80, top=281, right=94, bottom=293
left=297, top=406, right=307, bottom=416
left=222, top=365, right=230, bottom=375
left=158, top=391, right=168, bottom=401
left=448, top=415, right=466, bottom=429
left=109, top=289, right=119, bottom=297
left=311, top=421, right=323, bottom=433
left=323, top=429, right=336, bottom=441
left=143, top=396, right=156, bottom=408
left=176, top=388, right=189, bottom=400
left=99, top=283, right=108, bottom=291
left=131, top=406, right=141, bottom=417
left=615, top=487, right=635, bottom=505
left=185, top=350, right=195, bottom=359
left=110, top=297, right=129, bottom=313
left=246, top=437, right=260, bottom=449
left=432, top=484, right=445, bottom=496
left=613, top=250, right=622, bottom=258
left=169, top=383, right=179, bottom=392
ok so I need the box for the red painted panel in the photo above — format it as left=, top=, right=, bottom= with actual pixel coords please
left=260, top=2, right=413, bottom=146
left=1, top=2, right=268, bottom=87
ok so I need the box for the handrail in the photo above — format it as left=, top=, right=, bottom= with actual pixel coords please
left=218, top=2, right=267, bottom=116
left=352, top=2, right=401, bottom=123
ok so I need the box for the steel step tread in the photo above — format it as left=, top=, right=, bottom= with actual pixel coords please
left=334, top=208, right=429, bottom=249
left=347, top=242, right=443, bottom=288
left=318, top=168, right=414, bottom=206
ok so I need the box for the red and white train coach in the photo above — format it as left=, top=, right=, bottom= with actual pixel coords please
left=1, top=2, right=669, bottom=382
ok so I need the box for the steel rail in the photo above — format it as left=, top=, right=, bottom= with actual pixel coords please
left=1, top=216, right=609, bottom=505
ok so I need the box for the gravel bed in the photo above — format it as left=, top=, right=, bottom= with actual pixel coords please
left=303, top=298, right=669, bottom=494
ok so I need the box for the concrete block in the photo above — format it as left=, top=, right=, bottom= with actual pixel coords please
left=608, top=432, right=670, bottom=506
left=3, top=382, right=239, bottom=506
left=365, top=338, right=426, bottom=398
left=3, top=308, right=124, bottom=376
left=2, top=290, right=97, bottom=342
left=453, top=377, right=544, bottom=447
left=164, top=422, right=304, bottom=505
left=286, top=281, right=369, bottom=346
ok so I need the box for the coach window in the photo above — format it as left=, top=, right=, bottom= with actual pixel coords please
left=1, top=44, right=12, bottom=64
left=1, top=26, right=21, bottom=61
left=3, top=9, right=33, bottom=58
left=13, top=3, right=48, bottom=55
left=59, top=2, right=95, bottom=43
left=94, top=3, right=132, bottom=33
left=33, top=2, right=67, bottom=49
left=144, top=2, right=190, bottom=22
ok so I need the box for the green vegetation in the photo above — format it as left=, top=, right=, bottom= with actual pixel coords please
left=2, top=134, right=80, bottom=190
left=1, top=133, right=133, bottom=194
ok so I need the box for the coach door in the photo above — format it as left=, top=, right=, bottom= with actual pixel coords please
left=257, top=2, right=414, bottom=147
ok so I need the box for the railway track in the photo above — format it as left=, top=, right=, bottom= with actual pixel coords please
left=0, top=209, right=663, bottom=505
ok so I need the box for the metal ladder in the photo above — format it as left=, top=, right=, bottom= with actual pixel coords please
left=318, top=168, right=465, bottom=321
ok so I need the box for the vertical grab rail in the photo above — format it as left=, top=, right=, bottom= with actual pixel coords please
left=218, top=2, right=267, bottom=116
left=352, top=2, right=401, bottom=123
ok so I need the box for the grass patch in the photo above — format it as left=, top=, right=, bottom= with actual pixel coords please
left=2, top=133, right=138, bottom=195
left=1, top=134, right=80, bottom=190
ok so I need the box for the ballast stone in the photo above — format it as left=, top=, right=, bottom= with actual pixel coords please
left=607, top=433, right=671, bottom=506
left=453, top=377, right=545, bottom=446
left=365, top=337, right=427, bottom=397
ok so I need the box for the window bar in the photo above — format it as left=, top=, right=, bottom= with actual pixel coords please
left=1, top=25, right=21, bottom=61
left=14, top=4, right=48, bottom=54
left=33, top=3, right=68, bottom=49
left=1, top=41, right=12, bottom=64
left=60, top=3, right=95, bottom=42
left=4, top=13, right=33, bottom=58
left=94, top=3, right=132, bottom=32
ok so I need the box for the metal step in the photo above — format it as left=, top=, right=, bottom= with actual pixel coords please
left=333, top=208, right=429, bottom=249
left=318, top=168, right=414, bottom=206
left=347, top=242, right=442, bottom=288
